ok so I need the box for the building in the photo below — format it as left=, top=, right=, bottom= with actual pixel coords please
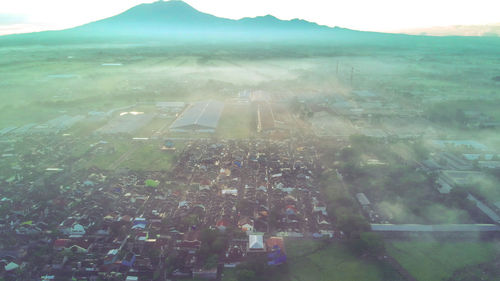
left=247, top=234, right=265, bottom=253
left=266, top=237, right=286, bottom=266
left=156, top=102, right=186, bottom=112
left=169, top=101, right=224, bottom=133
left=238, top=217, right=254, bottom=233
left=265, top=237, right=285, bottom=253
left=356, top=193, right=370, bottom=207
left=192, top=267, right=218, bottom=279
left=437, top=170, right=483, bottom=194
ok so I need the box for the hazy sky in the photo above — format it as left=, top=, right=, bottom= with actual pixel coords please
left=0, top=0, right=499, bottom=35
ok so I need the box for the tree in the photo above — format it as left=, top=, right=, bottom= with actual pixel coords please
left=212, top=237, right=227, bottom=254
left=236, top=255, right=267, bottom=275
left=360, top=232, right=385, bottom=256
left=145, top=179, right=160, bottom=188
left=237, top=199, right=255, bottom=215
left=203, top=254, right=218, bottom=269
left=336, top=213, right=369, bottom=238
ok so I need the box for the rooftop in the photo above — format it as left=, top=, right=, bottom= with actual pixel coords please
left=169, top=100, right=224, bottom=132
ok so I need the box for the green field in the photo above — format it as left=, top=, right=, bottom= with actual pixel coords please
left=116, top=140, right=178, bottom=171
left=285, top=240, right=401, bottom=281
left=222, top=239, right=402, bottom=281
left=216, top=103, right=254, bottom=139
left=76, top=139, right=132, bottom=170
left=387, top=241, right=500, bottom=281
left=221, top=268, right=238, bottom=281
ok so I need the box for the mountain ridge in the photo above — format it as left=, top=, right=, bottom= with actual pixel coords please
left=71, top=0, right=333, bottom=33
left=0, top=0, right=345, bottom=44
left=1, top=0, right=499, bottom=46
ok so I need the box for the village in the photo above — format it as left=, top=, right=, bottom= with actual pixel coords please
left=0, top=87, right=500, bottom=281
left=0, top=131, right=339, bottom=280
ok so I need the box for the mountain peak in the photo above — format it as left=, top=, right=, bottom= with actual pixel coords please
left=127, top=0, right=199, bottom=14
left=99, top=0, right=212, bottom=25
left=149, top=0, right=195, bottom=10
left=25, top=0, right=338, bottom=42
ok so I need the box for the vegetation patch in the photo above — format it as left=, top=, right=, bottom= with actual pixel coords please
left=387, top=241, right=499, bottom=281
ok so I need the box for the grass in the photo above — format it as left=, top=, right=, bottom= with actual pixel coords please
left=134, top=116, right=173, bottom=137
left=221, top=239, right=401, bottom=281
left=280, top=239, right=401, bottom=281
left=116, top=140, right=178, bottom=171
left=221, top=268, right=238, bottom=281
left=76, top=138, right=132, bottom=170
left=387, top=241, right=500, bottom=281
left=67, top=120, right=108, bottom=136
left=216, top=103, right=254, bottom=139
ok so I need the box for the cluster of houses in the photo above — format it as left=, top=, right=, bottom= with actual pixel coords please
left=0, top=138, right=339, bottom=280
left=171, top=139, right=337, bottom=237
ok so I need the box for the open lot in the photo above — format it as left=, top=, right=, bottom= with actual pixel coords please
left=115, top=140, right=178, bottom=171
left=286, top=240, right=402, bottom=281
left=216, top=103, right=254, bottom=139
left=387, top=241, right=500, bottom=281
left=222, top=239, right=403, bottom=281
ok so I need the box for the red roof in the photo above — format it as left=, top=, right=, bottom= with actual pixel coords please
left=119, top=215, right=133, bottom=222
left=216, top=219, right=230, bottom=227
left=54, top=239, right=70, bottom=248
left=266, top=237, right=285, bottom=253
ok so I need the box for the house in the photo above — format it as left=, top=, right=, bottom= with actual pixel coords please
left=312, top=198, right=327, bottom=215
left=224, top=240, right=247, bottom=267
left=132, top=217, right=147, bottom=230
left=355, top=193, right=370, bottom=207
left=161, top=140, right=176, bottom=151
left=192, top=266, right=218, bottom=279
left=4, top=262, right=19, bottom=272
left=177, top=231, right=201, bottom=253
left=122, top=252, right=136, bottom=267
left=247, top=234, right=265, bottom=253
left=69, top=223, right=86, bottom=238
left=15, top=224, right=42, bottom=235
left=216, top=219, right=230, bottom=231
left=103, top=249, right=119, bottom=265
left=237, top=217, right=254, bottom=233
left=67, top=245, right=88, bottom=254
left=53, top=239, right=71, bottom=250
left=221, top=189, right=238, bottom=196
left=285, top=205, right=298, bottom=216
left=265, top=237, right=285, bottom=253
left=266, top=237, right=286, bottom=266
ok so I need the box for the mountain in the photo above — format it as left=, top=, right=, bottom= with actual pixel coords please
left=0, top=0, right=343, bottom=44
left=72, top=0, right=339, bottom=39
left=1, top=0, right=499, bottom=47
